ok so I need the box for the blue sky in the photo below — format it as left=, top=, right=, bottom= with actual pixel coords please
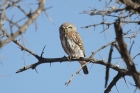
left=0, top=0, right=140, bottom=93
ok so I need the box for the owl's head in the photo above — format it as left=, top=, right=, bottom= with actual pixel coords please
left=59, top=22, right=77, bottom=34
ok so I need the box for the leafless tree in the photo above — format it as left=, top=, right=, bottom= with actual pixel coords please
left=0, top=0, right=140, bottom=93
left=80, top=0, right=140, bottom=92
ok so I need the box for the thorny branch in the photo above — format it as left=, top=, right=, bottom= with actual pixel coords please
left=16, top=56, right=129, bottom=74
left=104, top=71, right=128, bottom=93
left=119, top=0, right=140, bottom=14
left=80, top=0, right=140, bottom=92
left=114, top=20, right=140, bottom=89
left=0, top=0, right=45, bottom=47
left=133, top=53, right=140, bottom=59
left=105, top=43, right=114, bottom=88
left=81, top=21, right=140, bottom=29
left=65, top=62, right=90, bottom=86
left=13, top=35, right=130, bottom=89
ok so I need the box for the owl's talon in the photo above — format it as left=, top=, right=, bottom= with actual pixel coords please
left=80, top=57, right=85, bottom=60
left=68, top=55, right=77, bottom=61
left=68, top=56, right=72, bottom=61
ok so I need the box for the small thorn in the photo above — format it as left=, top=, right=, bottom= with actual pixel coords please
left=35, top=68, right=38, bottom=73
left=50, top=62, right=51, bottom=67
left=63, top=55, right=67, bottom=58
left=68, top=56, right=72, bottom=61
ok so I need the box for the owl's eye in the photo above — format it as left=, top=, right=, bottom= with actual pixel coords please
left=68, top=26, right=72, bottom=29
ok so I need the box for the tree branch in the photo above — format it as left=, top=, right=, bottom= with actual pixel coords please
left=0, top=0, right=46, bottom=47
left=16, top=57, right=129, bottom=74
left=119, top=0, right=140, bottom=14
left=114, top=19, right=140, bottom=88
left=104, top=70, right=129, bottom=93
left=105, top=43, right=114, bottom=88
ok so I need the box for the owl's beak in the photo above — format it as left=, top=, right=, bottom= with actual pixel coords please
left=62, top=27, right=68, bottom=33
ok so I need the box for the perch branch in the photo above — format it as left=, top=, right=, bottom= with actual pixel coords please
left=16, top=57, right=129, bottom=74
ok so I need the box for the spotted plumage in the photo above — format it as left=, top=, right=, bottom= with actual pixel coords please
left=59, top=22, right=88, bottom=74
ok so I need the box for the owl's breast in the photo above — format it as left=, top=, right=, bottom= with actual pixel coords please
left=61, top=35, right=84, bottom=57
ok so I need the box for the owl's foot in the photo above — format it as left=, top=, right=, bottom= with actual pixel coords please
left=68, top=56, right=72, bottom=61
left=68, top=55, right=76, bottom=61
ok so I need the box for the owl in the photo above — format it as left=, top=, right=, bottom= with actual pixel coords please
left=59, top=22, right=89, bottom=74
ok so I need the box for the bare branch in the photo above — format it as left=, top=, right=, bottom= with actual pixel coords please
left=0, top=0, right=46, bottom=47
left=16, top=56, right=129, bottom=75
left=90, top=40, right=116, bottom=58
left=105, top=43, right=114, bottom=88
left=133, top=53, right=140, bottom=59
left=65, top=62, right=90, bottom=86
left=119, top=0, right=140, bottom=14
left=114, top=19, right=140, bottom=88
left=0, top=28, right=40, bottom=59
left=105, top=71, right=128, bottom=93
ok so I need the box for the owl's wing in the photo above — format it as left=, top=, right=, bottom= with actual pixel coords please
left=59, top=31, right=71, bottom=55
left=70, top=31, right=86, bottom=57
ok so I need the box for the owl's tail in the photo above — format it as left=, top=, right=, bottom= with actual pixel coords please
left=79, top=61, right=89, bottom=74
left=82, top=65, right=89, bottom=74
